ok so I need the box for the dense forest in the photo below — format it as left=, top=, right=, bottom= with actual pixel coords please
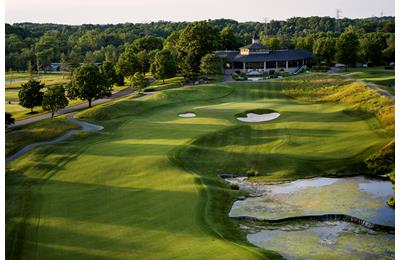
left=5, top=16, right=395, bottom=72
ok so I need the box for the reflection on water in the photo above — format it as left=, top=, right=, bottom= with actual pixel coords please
left=229, top=176, right=394, bottom=227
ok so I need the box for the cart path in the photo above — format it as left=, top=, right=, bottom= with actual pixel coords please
left=328, top=69, right=394, bottom=100
left=5, top=90, right=161, bottom=164
left=5, top=113, right=104, bottom=164
left=9, top=87, right=136, bottom=128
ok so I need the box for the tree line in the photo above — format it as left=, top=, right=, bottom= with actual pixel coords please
left=5, top=17, right=395, bottom=125
left=6, top=16, right=395, bottom=71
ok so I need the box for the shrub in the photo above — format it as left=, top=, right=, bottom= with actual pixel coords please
left=310, top=65, right=329, bottom=72
left=365, top=140, right=394, bottom=175
left=230, top=183, right=240, bottom=190
left=387, top=196, right=395, bottom=208
left=232, top=72, right=247, bottom=81
left=246, top=168, right=259, bottom=177
left=5, top=112, right=15, bottom=125
left=278, top=71, right=290, bottom=77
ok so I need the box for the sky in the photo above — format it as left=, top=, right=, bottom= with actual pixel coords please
left=5, top=0, right=395, bottom=25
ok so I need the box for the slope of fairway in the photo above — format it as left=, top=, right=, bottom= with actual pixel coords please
left=6, top=75, right=393, bottom=259
left=6, top=85, right=279, bottom=259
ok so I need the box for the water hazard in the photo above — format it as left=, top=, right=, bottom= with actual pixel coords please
left=227, top=176, right=395, bottom=259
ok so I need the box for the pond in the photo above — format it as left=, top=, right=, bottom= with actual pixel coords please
left=227, top=176, right=395, bottom=258
left=245, top=221, right=394, bottom=259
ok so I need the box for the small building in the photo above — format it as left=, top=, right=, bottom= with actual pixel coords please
left=215, top=32, right=313, bottom=75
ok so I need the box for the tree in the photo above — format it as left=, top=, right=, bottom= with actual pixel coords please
left=335, top=27, right=359, bottom=70
left=220, top=26, right=240, bottom=50
left=200, top=53, right=222, bottom=76
left=313, top=37, right=336, bottom=64
left=177, top=22, right=220, bottom=73
left=359, top=33, right=385, bottom=65
left=294, top=35, right=314, bottom=51
left=163, top=30, right=181, bottom=59
left=60, top=53, right=68, bottom=72
left=84, top=51, right=97, bottom=64
left=68, top=64, right=112, bottom=108
left=42, top=85, right=69, bottom=117
left=132, top=36, right=163, bottom=52
left=116, top=45, right=139, bottom=77
left=104, top=44, right=119, bottom=64
left=136, top=50, right=151, bottom=76
left=383, top=34, right=395, bottom=63
left=129, top=72, right=148, bottom=91
left=5, top=113, right=15, bottom=125
left=67, top=50, right=81, bottom=72
left=35, top=48, right=53, bottom=72
left=18, top=79, right=44, bottom=113
left=150, top=49, right=177, bottom=84
left=261, top=37, right=281, bottom=50
left=179, top=54, right=196, bottom=81
left=100, top=61, right=121, bottom=85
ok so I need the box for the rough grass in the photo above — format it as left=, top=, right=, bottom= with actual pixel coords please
left=6, top=73, right=393, bottom=259
left=5, top=72, right=126, bottom=121
left=282, top=75, right=394, bottom=130
left=337, top=67, right=395, bottom=95
left=5, top=117, right=80, bottom=157
left=5, top=99, right=84, bottom=121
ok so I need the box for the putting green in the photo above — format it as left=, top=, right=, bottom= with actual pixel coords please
left=6, top=74, right=393, bottom=259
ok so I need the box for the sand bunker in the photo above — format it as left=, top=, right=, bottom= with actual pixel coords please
left=179, top=113, right=196, bottom=118
left=237, top=112, right=280, bottom=122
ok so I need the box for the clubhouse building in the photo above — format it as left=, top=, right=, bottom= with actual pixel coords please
left=215, top=33, right=313, bottom=75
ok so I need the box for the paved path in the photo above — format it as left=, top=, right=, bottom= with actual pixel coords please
left=5, top=113, right=104, bottom=164
left=328, top=68, right=395, bottom=101
left=9, top=87, right=136, bottom=128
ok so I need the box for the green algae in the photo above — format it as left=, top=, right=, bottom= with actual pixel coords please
left=230, top=177, right=394, bottom=226
left=246, top=221, right=395, bottom=259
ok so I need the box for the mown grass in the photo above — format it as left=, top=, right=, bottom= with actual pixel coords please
left=5, top=73, right=393, bottom=259
left=5, top=117, right=80, bottom=157
left=6, top=85, right=278, bottom=259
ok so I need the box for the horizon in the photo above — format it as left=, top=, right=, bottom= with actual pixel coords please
left=5, top=15, right=396, bottom=26
left=5, top=0, right=395, bottom=25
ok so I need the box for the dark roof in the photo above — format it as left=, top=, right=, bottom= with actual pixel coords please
left=215, top=49, right=313, bottom=62
left=240, top=42, right=267, bottom=50
left=215, top=51, right=238, bottom=60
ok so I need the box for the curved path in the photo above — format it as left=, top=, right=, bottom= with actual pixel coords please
left=5, top=113, right=103, bottom=164
left=328, top=68, right=395, bottom=100
left=9, top=87, right=136, bottom=128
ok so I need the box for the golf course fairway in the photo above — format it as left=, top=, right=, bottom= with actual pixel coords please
left=6, top=74, right=394, bottom=259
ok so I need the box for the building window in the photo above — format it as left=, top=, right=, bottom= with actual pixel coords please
left=246, top=62, right=264, bottom=69
left=266, top=61, right=275, bottom=68
left=233, top=62, right=244, bottom=69
left=277, top=61, right=286, bottom=68
left=288, top=60, right=298, bottom=67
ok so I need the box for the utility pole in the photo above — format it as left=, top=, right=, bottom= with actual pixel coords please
left=335, top=9, right=342, bottom=33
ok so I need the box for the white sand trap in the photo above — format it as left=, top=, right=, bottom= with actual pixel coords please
left=179, top=113, right=196, bottom=118
left=237, top=112, right=280, bottom=122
